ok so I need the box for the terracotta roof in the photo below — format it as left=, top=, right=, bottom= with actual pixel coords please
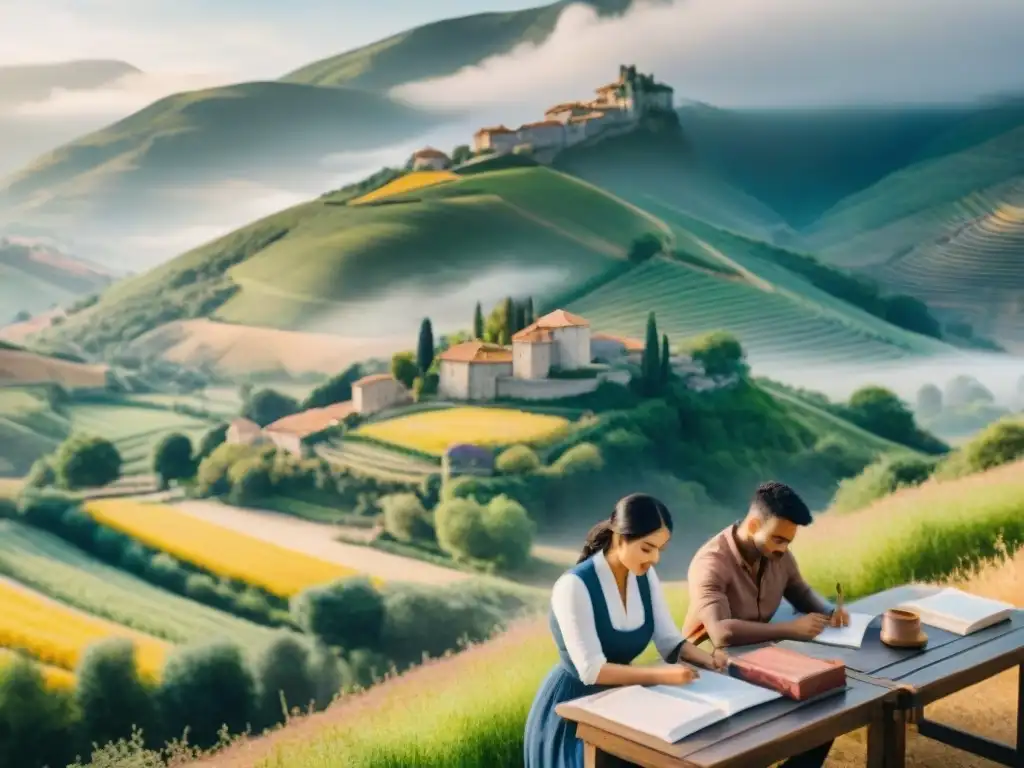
left=264, top=401, right=354, bottom=438
left=353, top=373, right=397, bottom=387
left=596, top=81, right=622, bottom=92
left=592, top=332, right=644, bottom=352
left=512, top=328, right=553, bottom=343
left=519, top=120, right=564, bottom=129
left=228, top=417, right=262, bottom=436
left=438, top=341, right=513, bottom=364
left=413, top=147, right=449, bottom=159
left=511, top=309, right=590, bottom=342
left=545, top=102, right=587, bottom=113
left=474, top=125, right=514, bottom=136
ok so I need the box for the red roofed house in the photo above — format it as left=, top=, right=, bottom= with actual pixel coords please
left=473, top=125, right=518, bottom=154
left=226, top=417, right=265, bottom=447
left=263, top=401, right=355, bottom=456
left=411, top=147, right=451, bottom=171
left=591, top=332, right=645, bottom=364
left=511, top=309, right=590, bottom=379
left=437, top=341, right=513, bottom=401
left=352, top=373, right=410, bottom=415
left=516, top=120, right=566, bottom=150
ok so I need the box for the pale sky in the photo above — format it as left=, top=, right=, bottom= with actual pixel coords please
left=0, top=1, right=545, bottom=78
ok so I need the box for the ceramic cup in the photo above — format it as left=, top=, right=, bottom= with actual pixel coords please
left=880, top=608, right=928, bottom=648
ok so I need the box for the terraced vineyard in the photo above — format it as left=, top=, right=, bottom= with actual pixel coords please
left=65, top=401, right=216, bottom=475
left=0, top=520, right=277, bottom=647
left=568, top=257, right=946, bottom=368
left=316, top=439, right=439, bottom=483
left=875, top=184, right=1024, bottom=351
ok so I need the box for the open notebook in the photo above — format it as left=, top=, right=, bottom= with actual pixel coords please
left=897, top=588, right=1014, bottom=636
left=566, top=670, right=782, bottom=744
left=811, top=612, right=876, bottom=648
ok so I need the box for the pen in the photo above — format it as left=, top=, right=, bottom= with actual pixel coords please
left=835, top=582, right=846, bottom=626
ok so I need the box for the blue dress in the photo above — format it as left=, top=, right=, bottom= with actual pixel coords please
left=523, top=556, right=655, bottom=768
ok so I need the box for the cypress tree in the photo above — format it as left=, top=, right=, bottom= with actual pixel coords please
left=473, top=302, right=484, bottom=339
left=660, top=334, right=671, bottom=385
left=501, top=296, right=515, bottom=343
left=514, top=302, right=526, bottom=333
left=642, top=312, right=660, bottom=393
left=524, top=297, right=535, bottom=326
left=417, top=318, right=434, bottom=374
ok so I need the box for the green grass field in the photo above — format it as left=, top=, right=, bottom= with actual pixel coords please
left=0, top=388, right=64, bottom=476
left=228, top=460, right=1024, bottom=768
left=0, top=520, right=278, bottom=648
left=315, top=439, right=439, bottom=483
left=64, top=401, right=216, bottom=475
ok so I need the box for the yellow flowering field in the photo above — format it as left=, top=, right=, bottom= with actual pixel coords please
left=0, top=648, right=76, bottom=690
left=0, top=579, right=168, bottom=681
left=84, top=499, right=360, bottom=598
left=355, top=406, right=570, bottom=456
left=349, top=170, right=459, bottom=205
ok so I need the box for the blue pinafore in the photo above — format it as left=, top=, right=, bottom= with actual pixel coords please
left=523, top=556, right=654, bottom=768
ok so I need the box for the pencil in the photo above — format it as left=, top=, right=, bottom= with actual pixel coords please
left=835, top=582, right=845, bottom=625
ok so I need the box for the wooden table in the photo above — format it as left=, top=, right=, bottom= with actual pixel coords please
left=821, top=586, right=1024, bottom=768
left=556, top=677, right=898, bottom=767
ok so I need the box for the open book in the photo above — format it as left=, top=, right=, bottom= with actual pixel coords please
left=566, top=670, right=781, bottom=744
left=811, top=612, right=876, bottom=648
left=897, top=588, right=1014, bottom=636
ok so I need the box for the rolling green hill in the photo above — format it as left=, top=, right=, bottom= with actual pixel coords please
left=801, top=114, right=1024, bottom=351
left=0, top=82, right=439, bottom=241
left=282, top=0, right=633, bottom=90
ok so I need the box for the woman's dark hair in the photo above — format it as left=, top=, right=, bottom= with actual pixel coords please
left=576, top=493, right=673, bottom=563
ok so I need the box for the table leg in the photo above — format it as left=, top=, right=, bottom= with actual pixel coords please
left=584, top=742, right=597, bottom=768
left=866, top=706, right=888, bottom=768
left=886, top=705, right=907, bottom=768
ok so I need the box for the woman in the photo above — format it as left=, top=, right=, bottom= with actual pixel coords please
left=524, top=493, right=729, bottom=768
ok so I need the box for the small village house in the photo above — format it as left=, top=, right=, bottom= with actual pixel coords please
left=263, top=401, right=355, bottom=456
left=352, top=373, right=410, bottom=415
left=473, top=125, right=518, bottom=154
left=511, top=309, right=591, bottom=379
left=410, top=147, right=451, bottom=171
left=591, top=333, right=645, bottom=365
left=437, top=341, right=514, bottom=401
left=226, top=417, right=264, bottom=446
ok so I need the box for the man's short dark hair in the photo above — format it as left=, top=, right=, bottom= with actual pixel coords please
left=750, top=481, right=813, bottom=526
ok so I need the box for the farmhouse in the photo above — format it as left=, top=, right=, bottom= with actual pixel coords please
left=352, top=373, right=409, bottom=415
left=473, top=125, right=518, bottom=154
left=591, top=332, right=645, bottom=364
left=410, top=147, right=451, bottom=171
left=263, top=401, right=355, bottom=456
left=437, top=309, right=631, bottom=402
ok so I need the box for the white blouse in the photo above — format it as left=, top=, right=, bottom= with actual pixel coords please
left=551, top=551, right=685, bottom=685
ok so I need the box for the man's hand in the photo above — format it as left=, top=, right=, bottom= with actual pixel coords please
left=788, top=613, right=830, bottom=640
left=708, top=649, right=730, bottom=672
left=830, top=608, right=850, bottom=628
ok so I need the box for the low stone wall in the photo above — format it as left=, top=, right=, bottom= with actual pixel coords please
left=495, top=376, right=599, bottom=400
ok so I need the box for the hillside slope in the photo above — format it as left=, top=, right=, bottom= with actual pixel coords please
left=0, top=239, right=114, bottom=321
left=282, top=0, right=633, bottom=90
left=0, top=82, right=441, bottom=270
left=803, top=114, right=1024, bottom=350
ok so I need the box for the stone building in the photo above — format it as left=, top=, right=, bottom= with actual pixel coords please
left=352, top=373, right=409, bottom=415
left=410, top=147, right=452, bottom=171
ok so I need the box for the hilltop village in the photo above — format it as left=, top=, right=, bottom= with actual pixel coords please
left=410, top=65, right=675, bottom=170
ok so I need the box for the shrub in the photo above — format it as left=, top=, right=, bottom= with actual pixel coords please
left=495, top=445, right=541, bottom=475
left=54, top=434, right=122, bottom=490
left=935, top=418, right=1024, bottom=480
left=290, top=578, right=386, bottom=651
left=598, top=428, right=653, bottom=466
left=831, top=454, right=939, bottom=513
left=0, top=656, right=78, bottom=768
left=75, top=637, right=157, bottom=749
left=478, top=495, right=535, bottom=570
left=243, top=388, right=299, bottom=428
left=196, top=423, right=229, bottom=459
left=550, top=442, right=604, bottom=475
left=379, top=493, right=434, bottom=543
left=685, top=331, right=748, bottom=378
left=195, top=442, right=257, bottom=496
left=152, top=433, right=195, bottom=489
left=156, top=641, right=256, bottom=749
left=252, top=633, right=318, bottom=728
left=434, top=497, right=489, bottom=562
left=227, top=458, right=273, bottom=505
left=25, top=457, right=56, bottom=489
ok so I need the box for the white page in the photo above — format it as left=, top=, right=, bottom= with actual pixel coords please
left=650, top=668, right=782, bottom=716
left=901, top=588, right=1013, bottom=631
left=578, top=685, right=725, bottom=742
left=812, top=612, right=875, bottom=648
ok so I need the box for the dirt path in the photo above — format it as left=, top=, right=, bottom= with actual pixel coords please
left=169, top=500, right=470, bottom=586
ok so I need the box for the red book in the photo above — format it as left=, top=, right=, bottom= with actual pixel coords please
left=728, top=646, right=846, bottom=701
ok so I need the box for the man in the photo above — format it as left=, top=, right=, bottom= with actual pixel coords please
left=682, top=481, right=849, bottom=768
